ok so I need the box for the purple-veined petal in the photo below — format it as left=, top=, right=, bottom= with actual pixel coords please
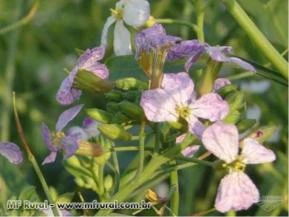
left=181, top=145, right=200, bottom=158
left=191, top=93, right=229, bottom=122
left=114, top=21, right=132, bottom=56
left=167, top=40, right=204, bottom=60
left=186, top=115, right=205, bottom=138
left=241, top=138, right=276, bottom=164
left=205, top=46, right=232, bottom=62
left=205, top=45, right=256, bottom=72
left=135, top=24, right=180, bottom=56
left=78, top=46, right=106, bottom=67
left=56, top=104, right=84, bottom=132
left=66, top=126, right=88, bottom=141
left=229, top=57, right=256, bottom=72
left=42, top=151, right=58, bottom=165
left=123, top=0, right=150, bottom=27
left=82, top=118, right=99, bottom=139
left=56, top=71, right=82, bottom=105
left=61, top=136, right=79, bottom=159
left=215, top=172, right=259, bottom=212
left=140, top=89, right=178, bottom=122
left=202, top=122, right=239, bottom=163
left=0, top=142, right=23, bottom=164
left=176, top=134, right=200, bottom=157
left=161, top=72, right=195, bottom=105
left=213, top=78, right=231, bottom=92
left=41, top=123, right=58, bottom=152
left=101, top=16, right=116, bottom=47
left=167, top=40, right=205, bottom=71
left=81, top=63, right=109, bottom=80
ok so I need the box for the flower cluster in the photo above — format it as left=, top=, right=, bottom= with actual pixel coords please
left=35, top=0, right=276, bottom=215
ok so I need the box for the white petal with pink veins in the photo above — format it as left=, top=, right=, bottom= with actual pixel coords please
left=202, top=122, right=239, bottom=163
left=191, top=93, right=229, bottom=122
left=140, top=89, right=178, bottom=122
left=215, top=171, right=259, bottom=212
left=241, top=138, right=276, bottom=164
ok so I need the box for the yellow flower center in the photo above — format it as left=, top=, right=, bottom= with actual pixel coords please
left=52, top=131, right=65, bottom=146
left=176, top=105, right=191, bottom=119
left=222, top=157, right=246, bottom=172
left=111, top=8, right=123, bottom=20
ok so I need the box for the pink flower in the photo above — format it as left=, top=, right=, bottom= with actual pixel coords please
left=140, top=72, right=229, bottom=137
left=202, top=121, right=276, bottom=212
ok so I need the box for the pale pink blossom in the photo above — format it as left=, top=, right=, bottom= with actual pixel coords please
left=140, top=72, right=229, bottom=137
left=202, top=121, right=276, bottom=212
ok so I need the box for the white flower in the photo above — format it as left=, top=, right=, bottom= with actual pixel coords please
left=101, top=0, right=150, bottom=56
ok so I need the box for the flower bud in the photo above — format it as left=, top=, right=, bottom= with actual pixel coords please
left=76, top=140, right=103, bottom=157
left=118, top=101, right=144, bottom=119
left=104, top=175, right=114, bottom=191
left=86, top=108, right=112, bottom=123
left=115, top=77, right=147, bottom=90
left=73, top=69, right=113, bottom=93
left=98, top=124, right=132, bottom=141
left=105, top=90, right=123, bottom=102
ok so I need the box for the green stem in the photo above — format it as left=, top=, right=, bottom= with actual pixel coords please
left=98, top=164, right=105, bottom=199
left=222, top=0, right=288, bottom=79
left=156, top=18, right=198, bottom=33
left=0, top=0, right=39, bottom=35
left=199, top=60, right=222, bottom=95
left=13, top=93, right=61, bottom=217
left=176, top=157, right=214, bottom=167
left=134, top=120, right=146, bottom=179
left=0, top=2, right=22, bottom=141
left=169, top=162, right=179, bottom=216
left=111, top=146, right=120, bottom=193
left=196, top=0, right=205, bottom=42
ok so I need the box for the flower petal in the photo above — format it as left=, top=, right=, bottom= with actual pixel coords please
left=215, top=172, right=259, bottom=212
left=202, top=122, right=239, bottom=163
left=82, top=118, right=100, bottom=139
left=101, top=16, right=116, bottom=47
left=66, top=126, right=88, bottom=141
left=123, top=0, right=150, bottom=27
left=114, top=21, right=132, bottom=56
left=42, top=151, right=57, bottom=165
left=181, top=145, right=200, bottom=158
left=191, top=93, right=229, bottom=122
left=186, top=115, right=205, bottom=138
left=213, top=78, right=231, bottom=92
left=229, top=57, right=256, bottom=72
left=78, top=46, right=106, bottom=66
left=0, top=142, right=23, bottom=164
left=61, top=136, right=79, bottom=159
left=82, top=63, right=109, bottom=80
left=140, top=89, right=178, bottom=122
left=56, top=104, right=84, bottom=132
left=241, top=138, right=276, bottom=164
left=56, top=71, right=82, bottom=105
left=41, top=123, right=57, bottom=152
left=161, top=72, right=195, bottom=105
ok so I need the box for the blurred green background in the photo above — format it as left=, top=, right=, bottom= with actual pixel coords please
left=0, top=0, right=288, bottom=216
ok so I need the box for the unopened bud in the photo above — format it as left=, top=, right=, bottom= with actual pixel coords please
left=98, top=124, right=132, bottom=141
left=118, top=101, right=143, bottom=119
left=115, top=77, right=147, bottom=90
left=86, top=108, right=112, bottom=123
left=77, top=140, right=103, bottom=157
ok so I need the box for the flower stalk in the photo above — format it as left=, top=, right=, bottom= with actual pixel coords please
left=222, top=0, right=288, bottom=79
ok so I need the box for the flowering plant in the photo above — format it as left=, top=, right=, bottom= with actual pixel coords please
left=0, top=0, right=287, bottom=216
